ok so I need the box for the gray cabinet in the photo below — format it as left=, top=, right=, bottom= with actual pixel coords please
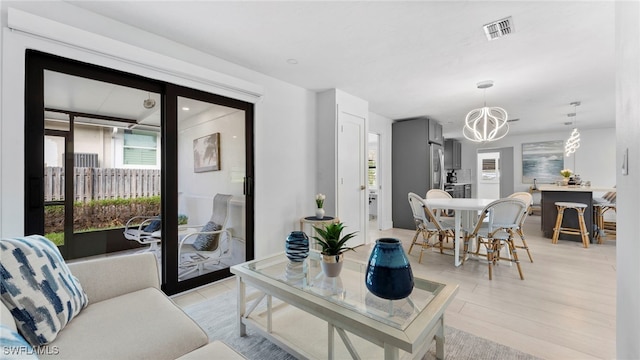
left=392, top=117, right=443, bottom=230
left=428, top=119, right=443, bottom=145
left=444, top=139, right=462, bottom=170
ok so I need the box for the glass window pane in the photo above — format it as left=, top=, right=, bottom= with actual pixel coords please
left=124, top=148, right=157, bottom=165
left=124, top=131, right=157, bottom=147
left=44, top=69, right=162, bottom=262
left=177, top=96, right=246, bottom=282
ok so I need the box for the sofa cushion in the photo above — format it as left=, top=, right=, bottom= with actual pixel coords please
left=37, top=287, right=208, bottom=359
left=177, top=340, right=246, bottom=359
left=1, top=325, right=38, bottom=359
left=192, top=221, right=222, bottom=251
left=0, top=235, right=88, bottom=346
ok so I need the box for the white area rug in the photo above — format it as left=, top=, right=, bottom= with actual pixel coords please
left=183, top=290, right=541, bottom=359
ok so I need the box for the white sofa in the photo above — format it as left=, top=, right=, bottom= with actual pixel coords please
left=1, top=252, right=243, bottom=360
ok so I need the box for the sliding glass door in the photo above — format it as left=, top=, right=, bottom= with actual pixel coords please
left=165, top=85, right=254, bottom=293
left=25, top=50, right=254, bottom=294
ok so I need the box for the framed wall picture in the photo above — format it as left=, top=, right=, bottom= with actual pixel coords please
left=522, top=140, right=564, bottom=183
left=193, top=132, right=220, bottom=172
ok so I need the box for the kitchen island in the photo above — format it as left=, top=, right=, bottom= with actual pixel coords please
left=539, top=185, right=616, bottom=243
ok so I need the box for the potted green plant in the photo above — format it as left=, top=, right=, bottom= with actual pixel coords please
left=560, top=169, right=572, bottom=185
left=312, top=222, right=357, bottom=277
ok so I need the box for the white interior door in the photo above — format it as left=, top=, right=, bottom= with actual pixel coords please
left=338, top=112, right=367, bottom=247
left=477, top=151, right=501, bottom=199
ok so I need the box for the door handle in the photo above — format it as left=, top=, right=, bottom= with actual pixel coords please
left=360, top=185, right=366, bottom=190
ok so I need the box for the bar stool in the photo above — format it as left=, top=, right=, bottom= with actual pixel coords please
left=552, top=202, right=590, bottom=248
left=593, top=204, right=605, bottom=244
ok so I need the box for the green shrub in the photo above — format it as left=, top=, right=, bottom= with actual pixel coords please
left=44, top=196, right=161, bottom=234
left=46, top=232, right=64, bottom=246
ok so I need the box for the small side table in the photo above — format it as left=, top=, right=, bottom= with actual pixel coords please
left=300, top=216, right=340, bottom=250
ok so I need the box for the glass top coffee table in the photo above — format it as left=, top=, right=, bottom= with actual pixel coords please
left=230, top=252, right=458, bottom=359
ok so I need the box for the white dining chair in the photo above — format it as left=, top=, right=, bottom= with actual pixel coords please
left=407, top=192, right=455, bottom=263
left=507, top=192, right=534, bottom=262
left=462, top=198, right=528, bottom=280
left=425, top=189, right=453, bottom=218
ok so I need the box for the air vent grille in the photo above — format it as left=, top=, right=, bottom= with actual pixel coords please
left=483, top=17, right=514, bottom=41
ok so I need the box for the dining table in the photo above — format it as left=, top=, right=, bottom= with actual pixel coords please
left=424, top=197, right=496, bottom=267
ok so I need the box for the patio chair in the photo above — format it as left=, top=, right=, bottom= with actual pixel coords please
left=123, top=215, right=162, bottom=253
left=407, top=192, right=455, bottom=263
left=178, top=194, right=233, bottom=279
left=461, top=198, right=528, bottom=280
left=507, top=191, right=534, bottom=262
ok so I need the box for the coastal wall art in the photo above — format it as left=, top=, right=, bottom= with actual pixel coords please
left=193, top=132, right=220, bottom=172
left=522, top=140, right=564, bottom=183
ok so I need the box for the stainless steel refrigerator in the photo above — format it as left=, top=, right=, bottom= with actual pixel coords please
left=430, top=142, right=445, bottom=192
left=392, top=117, right=445, bottom=229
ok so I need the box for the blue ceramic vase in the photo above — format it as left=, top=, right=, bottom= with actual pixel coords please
left=365, top=238, right=414, bottom=300
left=285, top=231, right=309, bottom=262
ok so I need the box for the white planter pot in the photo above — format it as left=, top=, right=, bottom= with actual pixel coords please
left=321, top=253, right=344, bottom=277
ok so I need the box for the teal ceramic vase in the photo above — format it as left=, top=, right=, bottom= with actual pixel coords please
left=365, top=238, right=414, bottom=300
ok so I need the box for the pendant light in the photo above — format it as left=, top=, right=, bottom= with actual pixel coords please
left=565, top=101, right=581, bottom=157
left=463, top=80, right=509, bottom=142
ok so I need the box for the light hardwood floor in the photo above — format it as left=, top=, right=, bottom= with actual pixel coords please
left=172, top=215, right=616, bottom=359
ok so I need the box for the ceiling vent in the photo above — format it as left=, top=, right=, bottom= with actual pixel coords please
left=483, top=16, right=514, bottom=41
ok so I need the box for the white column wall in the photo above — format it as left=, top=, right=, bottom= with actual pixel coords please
left=615, top=1, right=640, bottom=358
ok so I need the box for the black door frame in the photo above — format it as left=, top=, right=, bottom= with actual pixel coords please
left=43, top=129, right=74, bottom=258
left=165, top=84, right=255, bottom=294
left=25, top=50, right=255, bottom=295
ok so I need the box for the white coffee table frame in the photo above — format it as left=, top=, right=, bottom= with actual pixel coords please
left=230, top=253, right=458, bottom=360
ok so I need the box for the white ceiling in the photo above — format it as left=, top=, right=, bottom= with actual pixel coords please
left=44, top=70, right=162, bottom=127
left=66, top=1, right=616, bottom=139
left=44, top=70, right=239, bottom=130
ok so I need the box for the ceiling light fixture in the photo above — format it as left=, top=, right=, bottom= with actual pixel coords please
left=463, top=80, right=509, bottom=143
left=143, top=93, right=156, bottom=109
left=181, top=107, right=190, bottom=111
left=565, top=101, right=581, bottom=157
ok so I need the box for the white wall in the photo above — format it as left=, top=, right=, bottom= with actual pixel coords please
left=178, top=110, right=245, bottom=227
left=178, top=111, right=245, bottom=203
left=616, top=1, right=640, bottom=358
left=459, top=127, right=617, bottom=195
left=368, top=112, right=393, bottom=230
left=0, top=1, right=317, bottom=260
